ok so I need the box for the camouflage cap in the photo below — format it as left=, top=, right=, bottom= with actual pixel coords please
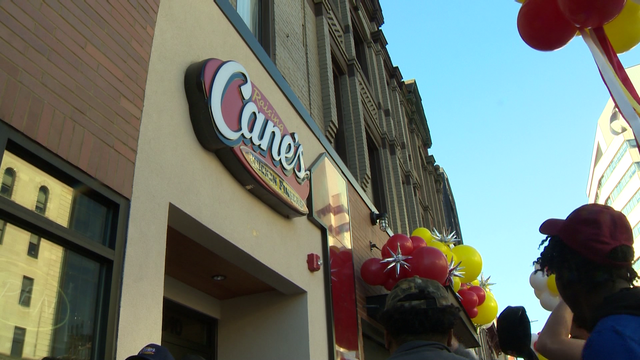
left=385, top=276, right=453, bottom=310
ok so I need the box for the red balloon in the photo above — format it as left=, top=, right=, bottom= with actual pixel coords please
left=382, top=234, right=414, bottom=258
left=557, top=0, right=626, bottom=28
left=410, top=236, right=428, bottom=251
left=360, top=258, right=389, bottom=286
left=467, top=307, right=479, bottom=318
left=406, top=246, right=449, bottom=284
left=337, top=249, right=353, bottom=265
left=469, top=286, right=487, bottom=306
left=458, top=289, right=479, bottom=314
left=384, top=277, right=399, bottom=291
left=517, top=0, right=577, bottom=51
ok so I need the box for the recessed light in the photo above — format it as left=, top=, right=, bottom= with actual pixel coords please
left=212, top=275, right=226, bottom=281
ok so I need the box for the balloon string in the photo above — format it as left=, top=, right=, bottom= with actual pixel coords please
left=592, top=27, right=640, bottom=106
left=582, top=29, right=640, bottom=148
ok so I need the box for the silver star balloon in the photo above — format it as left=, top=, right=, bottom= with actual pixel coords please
left=479, top=273, right=496, bottom=292
left=431, top=228, right=460, bottom=248
left=446, top=258, right=465, bottom=286
left=381, top=243, right=412, bottom=277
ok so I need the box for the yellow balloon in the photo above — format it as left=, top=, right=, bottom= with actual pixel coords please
left=453, top=277, right=461, bottom=292
left=547, top=274, right=559, bottom=296
left=427, top=239, right=450, bottom=254
left=472, top=292, right=498, bottom=326
left=471, top=279, right=480, bottom=286
left=412, top=227, right=434, bottom=242
left=604, top=1, right=640, bottom=54
left=451, top=245, right=483, bottom=284
left=537, top=352, right=549, bottom=360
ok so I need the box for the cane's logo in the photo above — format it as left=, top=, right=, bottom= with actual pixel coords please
left=184, top=59, right=309, bottom=217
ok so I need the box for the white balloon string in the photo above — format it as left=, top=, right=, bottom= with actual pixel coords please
left=581, top=29, right=640, bottom=138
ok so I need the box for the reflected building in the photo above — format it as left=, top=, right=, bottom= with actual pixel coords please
left=0, top=151, right=101, bottom=360
left=587, top=64, right=640, bottom=271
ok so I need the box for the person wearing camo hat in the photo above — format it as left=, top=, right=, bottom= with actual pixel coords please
left=379, top=276, right=469, bottom=360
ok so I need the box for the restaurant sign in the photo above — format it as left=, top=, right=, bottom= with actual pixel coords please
left=184, top=59, right=310, bottom=217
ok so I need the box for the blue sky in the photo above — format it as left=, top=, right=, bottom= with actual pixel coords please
left=378, top=0, right=640, bottom=332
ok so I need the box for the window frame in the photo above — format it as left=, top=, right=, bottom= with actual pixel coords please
left=1, top=167, right=16, bottom=198
left=35, top=185, right=49, bottom=215
left=19, top=276, right=34, bottom=307
left=11, top=326, right=26, bottom=358
left=235, top=0, right=274, bottom=59
left=27, top=233, right=41, bottom=258
left=0, top=121, right=129, bottom=360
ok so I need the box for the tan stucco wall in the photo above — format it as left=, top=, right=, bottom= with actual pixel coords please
left=117, top=0, right=329, bottom=359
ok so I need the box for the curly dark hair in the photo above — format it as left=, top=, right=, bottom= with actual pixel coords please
left=535, top=236, right=638, bottom=287
left=379, top=305, right=460, bottom=341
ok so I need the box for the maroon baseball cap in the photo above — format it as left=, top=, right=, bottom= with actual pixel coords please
left=539, top=204, right=634, bottom=266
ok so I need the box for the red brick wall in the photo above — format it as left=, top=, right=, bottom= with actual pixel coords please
left=0, top=0, right=160, bottom=198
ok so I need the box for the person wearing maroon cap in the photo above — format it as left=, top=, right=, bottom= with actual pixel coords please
left=535, top=204, right=640, bottom=360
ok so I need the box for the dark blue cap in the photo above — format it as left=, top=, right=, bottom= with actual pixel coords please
left=126, top=344, right=175, bottom=360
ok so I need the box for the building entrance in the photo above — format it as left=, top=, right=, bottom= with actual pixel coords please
left=161, top=298, right=217, bottom=360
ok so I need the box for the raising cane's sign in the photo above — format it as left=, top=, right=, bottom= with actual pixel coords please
left=184, top=59, right=310, bottom=218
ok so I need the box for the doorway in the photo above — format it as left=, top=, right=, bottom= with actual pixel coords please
left=161, top=298, right=217, bottom=360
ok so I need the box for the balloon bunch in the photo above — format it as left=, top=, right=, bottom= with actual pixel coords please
left=529, top=266, right=560, bottom=311
left=516, top=0, right=640, bottom=53
left=360, top=227, right=499, bottom=326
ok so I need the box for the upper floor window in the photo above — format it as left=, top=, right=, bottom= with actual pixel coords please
left=1, top=168, right=15, bottom=198
left=333, top=63, right=348, bottom=166
left=237, top=0, right=273, bottom=57
left=353, top=28, right=369, bottom=82
left=35, top=186, right=49, bottom=215
left=19, top=276, right=33, bottom=307
left=27, top=234, right=40, bottom=258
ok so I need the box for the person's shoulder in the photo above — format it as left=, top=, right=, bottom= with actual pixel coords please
left=583, top=315, right=640, bottom=360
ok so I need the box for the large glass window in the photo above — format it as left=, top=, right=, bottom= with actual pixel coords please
left=310, top=155, right=360, bottom=360
left=0, top=123, right=127, bottom=360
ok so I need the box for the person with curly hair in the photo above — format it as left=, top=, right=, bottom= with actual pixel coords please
left=535, top=204, right=640, bottom=360
left=379, top=276, right=470, bottom=360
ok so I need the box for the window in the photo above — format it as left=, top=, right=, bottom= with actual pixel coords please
left=367, top=133, right=386, bottom=211
left=19, top=276, right=33, bottom=307
left=0, top=121, right=128, bottom=360
left=353, top=28, right=369, bottom=82
left=11, top=327, right=26, bottom=358
left=333, top=62, right=348, bottom=165
left=237, top=0, right=273, bottom=57
left=0, top=219, right=5, bottom=244
left=1, top=167, right=15, bottom=198
left=35, top=185, right=49, bottom=214
left=28, top=233, right=40, bottom=258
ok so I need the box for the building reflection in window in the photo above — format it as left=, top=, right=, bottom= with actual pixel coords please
left=311, top=156, right=360, bottom=360
left=0, top=150, right=106, bottom=360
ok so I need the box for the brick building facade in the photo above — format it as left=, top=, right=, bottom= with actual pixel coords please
left=0, top=1, right=484, bottom=360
